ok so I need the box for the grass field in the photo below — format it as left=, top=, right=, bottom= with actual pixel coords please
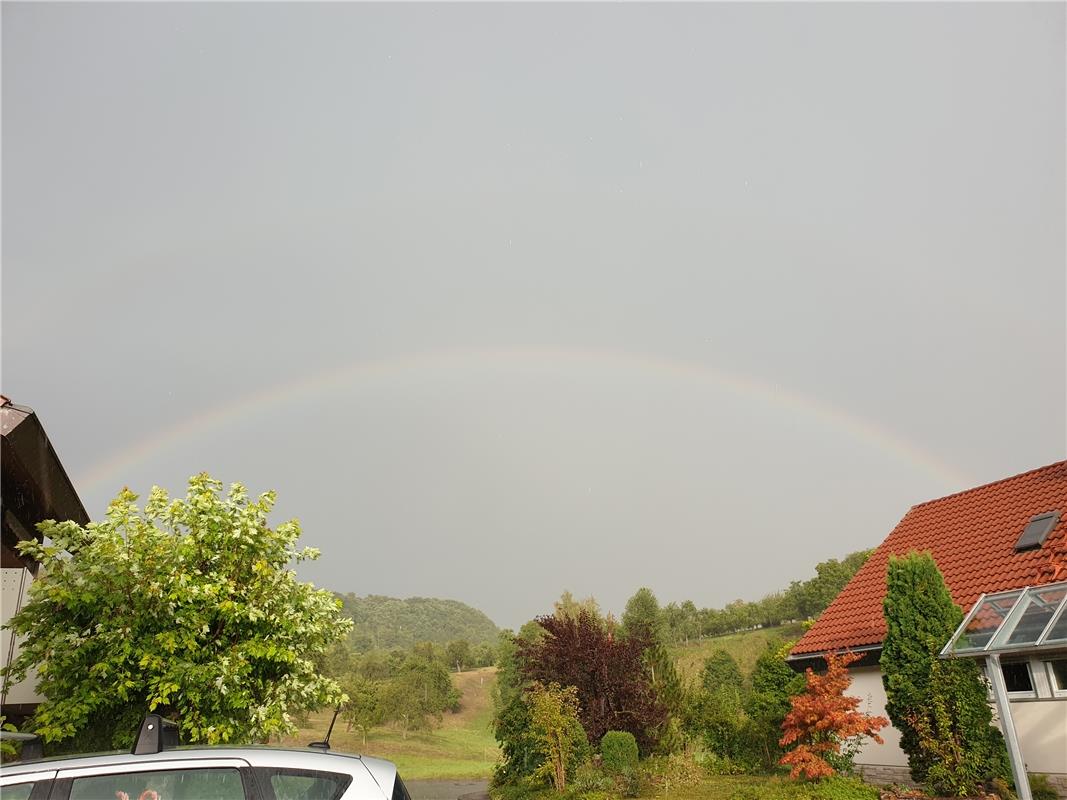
left=282, top=667, right=501, bottom=780
left=670, top=623, right=806, bottom=680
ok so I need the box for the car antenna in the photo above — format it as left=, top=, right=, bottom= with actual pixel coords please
left=308, top=704, right=342, bottom=751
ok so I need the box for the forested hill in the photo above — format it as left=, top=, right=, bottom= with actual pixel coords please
left=337, top=593, right=500, bottom=651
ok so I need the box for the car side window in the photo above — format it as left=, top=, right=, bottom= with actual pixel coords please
left=68, top=767, right=245, bottom=800
left=255, top=768, right=351, bottom=800
left=1, top=782, right=35, bottom=800
left=392, top=775, right=411, bottom=800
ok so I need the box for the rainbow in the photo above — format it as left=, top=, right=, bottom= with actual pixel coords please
left=76, top=346, right=973, bottom=494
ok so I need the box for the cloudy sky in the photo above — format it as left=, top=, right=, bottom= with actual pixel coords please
left=3, top=2, right=1064, bottom=629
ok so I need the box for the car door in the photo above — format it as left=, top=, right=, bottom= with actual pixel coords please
left=50, top=758, right=254, bottom=800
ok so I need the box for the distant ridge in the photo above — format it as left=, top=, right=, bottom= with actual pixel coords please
left=336, top=593, right=500, bottom=651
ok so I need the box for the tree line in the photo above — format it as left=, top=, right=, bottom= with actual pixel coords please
left=657, top=549, right=871, bottom=643
left=336, top=593, right=500, bottom=652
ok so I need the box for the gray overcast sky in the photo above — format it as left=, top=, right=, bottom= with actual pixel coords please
left=3, top=2, right=1064, bottom=629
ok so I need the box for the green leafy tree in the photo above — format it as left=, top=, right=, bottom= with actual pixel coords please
left=493, top=622, right=543, bottom=712
left=475, top=643, right=497, bottom=667
left=881, top=551, right=1010, bottom=792
left=687, top=683, right=748, bottom=766
left=744, top=640, right=805, bottom=768
left=379, top=655, right=460, bottom=737
left=493, top=690, right=543, bottom=785
left=700, top=650, right=744, bottom=697
left=1, top=475, right=350, bottom=749
left=527, top=682, right=588, bottom=792
left=552, top=591, right=603, bottom=624
left=492, top=622, right=550, bottom=785
left=621, top=588, right=665, bottom=644
left=446, top=640, right=473, bottom=672
left=412, top=641, right=445, bottom=664
left=341, top=674, right=383, bottom=746
left=319, top=642, right=355, bottom=679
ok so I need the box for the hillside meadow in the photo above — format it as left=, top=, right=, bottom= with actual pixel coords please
left=283, top=666, right=501, bottom=780
left=671, top=622, right=806, bottom=681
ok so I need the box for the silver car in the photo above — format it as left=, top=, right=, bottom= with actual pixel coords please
left=0, top=716, right=410, bottom=800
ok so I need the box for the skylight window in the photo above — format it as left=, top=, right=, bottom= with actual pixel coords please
left=991, top=584, right=1067, bottom=648
left=1044, top=604, right=1067, bottom=644
left=949, top=590, right=1022, bottom=653
left=1014, top=511, right=1060, bottom=552
left=942, top=580, right=1067, bottom=657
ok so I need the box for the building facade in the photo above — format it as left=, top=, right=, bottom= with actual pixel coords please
left=789, top=461, right=1067, bottom=795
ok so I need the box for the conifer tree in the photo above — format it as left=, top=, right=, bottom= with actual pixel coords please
left=881, top=551, right=1010, bottom=791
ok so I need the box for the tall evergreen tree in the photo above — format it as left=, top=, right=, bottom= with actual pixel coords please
left=881, top=551, right=1010, bottom=791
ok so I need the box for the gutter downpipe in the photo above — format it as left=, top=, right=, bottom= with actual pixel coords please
left=985, top=653, right=1031, bottom=800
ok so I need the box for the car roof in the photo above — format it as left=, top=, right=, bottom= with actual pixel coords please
left=0, top=745, right=398, bottom=786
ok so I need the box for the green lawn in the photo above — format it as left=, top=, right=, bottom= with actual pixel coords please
left=282, top=667, right=500, bottom=780
left=635, top=775, right=879, bottom=800
left=670, top=623, right=806, bottom=680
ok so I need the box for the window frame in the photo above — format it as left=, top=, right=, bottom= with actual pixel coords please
left=50, top=759, right=252, bottom=800
left=0, top=773, right=54, bottom=800
left=252, top=766, right=353, bottom=800
left=999, top=659, right=1037, bottom=699
left=1044, top=658, right=1067, bottom=698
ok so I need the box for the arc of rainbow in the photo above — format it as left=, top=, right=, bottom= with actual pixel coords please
left=76, top=346, right=972, bottom=495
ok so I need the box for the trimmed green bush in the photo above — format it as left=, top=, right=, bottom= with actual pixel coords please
left=600, top=731, right=639, bottom=775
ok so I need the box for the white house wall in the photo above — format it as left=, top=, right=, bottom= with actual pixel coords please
left=847, top=666, right=909, bottom=768
left=1, top=567, right=44, bottom=706
left=846, top=663, right=1067, bottom=789
left=1011, top=700, right=1067, bottom=775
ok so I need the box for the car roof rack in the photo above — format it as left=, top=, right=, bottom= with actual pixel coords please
left=0, top=730, right=44, bottom=761
left=132, top=713, right=179, bottom=755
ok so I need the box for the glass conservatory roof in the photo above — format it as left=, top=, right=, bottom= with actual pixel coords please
left=942, top=580, right=1067, bottom=657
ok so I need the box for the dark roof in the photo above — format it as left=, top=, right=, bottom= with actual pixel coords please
left=1, top=397, right=88, bottom=569
left=791, top=460, right=1067, bottom=658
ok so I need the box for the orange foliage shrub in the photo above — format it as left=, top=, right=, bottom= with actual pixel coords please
left=779, top=651, right=888, bottom=780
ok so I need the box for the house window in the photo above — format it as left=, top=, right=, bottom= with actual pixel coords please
left=1001, top=661, right=1035, bottom=696
left=1046, top=659, right=1067, bottom=697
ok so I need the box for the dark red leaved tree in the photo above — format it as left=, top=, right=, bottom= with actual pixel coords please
left=518, top=609, right=666, bottom=753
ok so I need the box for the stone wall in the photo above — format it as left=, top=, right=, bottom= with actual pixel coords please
left=1036, top=772, right=1067, bottom=799
left=854, top=764, right=918, bottom=789
left=855, top=765, right=1067, bottom=799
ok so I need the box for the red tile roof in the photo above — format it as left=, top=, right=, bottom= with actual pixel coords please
left=791, top=460, right=1067, bottom=657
